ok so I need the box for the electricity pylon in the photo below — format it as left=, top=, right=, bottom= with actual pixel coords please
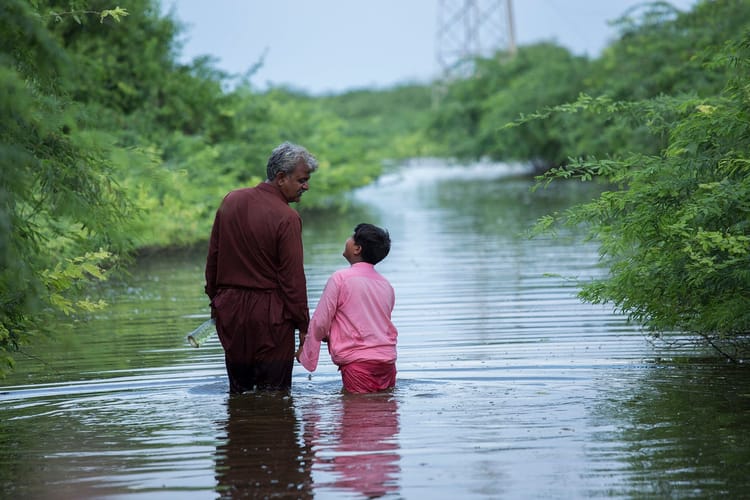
left=435, top=0, right=516, bottom=82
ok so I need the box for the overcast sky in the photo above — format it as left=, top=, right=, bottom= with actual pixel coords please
left=163, top=0, right=698, bottom=95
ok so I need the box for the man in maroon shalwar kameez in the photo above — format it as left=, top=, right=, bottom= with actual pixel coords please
left=205, top=142, right=318, bottom=393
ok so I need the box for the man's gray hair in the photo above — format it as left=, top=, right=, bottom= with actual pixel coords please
left=266, top=142, right=319, bottom=180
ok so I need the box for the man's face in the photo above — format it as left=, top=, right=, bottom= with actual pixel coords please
left=278, top=161, right=312, bottom=203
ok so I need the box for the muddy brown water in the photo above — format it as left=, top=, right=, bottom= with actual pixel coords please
left=2, top=160, right=749, bottom=499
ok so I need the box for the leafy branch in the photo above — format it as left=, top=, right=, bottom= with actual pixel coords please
left=48, top=6, right=128, bottom=24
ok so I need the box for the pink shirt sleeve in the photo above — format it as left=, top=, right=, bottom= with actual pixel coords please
left=299, top=334, right=321, bottom=371
left=299, top=274, right=341, bottom=372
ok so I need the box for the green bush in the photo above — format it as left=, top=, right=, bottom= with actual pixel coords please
left=534, top=34, right=750, bottom=360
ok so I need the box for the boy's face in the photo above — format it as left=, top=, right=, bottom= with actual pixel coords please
left=343, top=235, right=361, bottom=264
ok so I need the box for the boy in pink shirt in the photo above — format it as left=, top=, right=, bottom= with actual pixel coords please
left=297, top=223, right=398, bottom=393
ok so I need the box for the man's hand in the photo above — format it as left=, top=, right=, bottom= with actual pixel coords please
left=295, top=331, right=306, bottom=362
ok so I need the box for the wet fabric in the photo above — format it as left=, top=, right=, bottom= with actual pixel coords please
left=205, top=182, right=309, bottom=392
left=339, top=361, right=397, bottom=393
left=224, top=359, right=293, bottom=393
left=213, top=288, right=295, bottom=391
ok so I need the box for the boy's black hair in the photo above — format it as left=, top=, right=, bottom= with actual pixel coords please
left=353, top=223, right=391, bottom=265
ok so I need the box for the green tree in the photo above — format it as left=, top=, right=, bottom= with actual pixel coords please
left=320, top=84, right=438, bottom=160
left=0, top=0, right=133, bottom=375
left=477, top=44, right=590, bottom=171
left=591, top=0, right=750, bottom=101
left=429, top=43, right=590, bottom=171
left=534, top=34, right=750, bottom=360
left=570, top=0, right=750, bottom=162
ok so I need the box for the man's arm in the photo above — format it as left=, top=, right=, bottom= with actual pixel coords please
left=276, top=215, right=310, bottom=332
left=204, top=209, right=221, bottom=302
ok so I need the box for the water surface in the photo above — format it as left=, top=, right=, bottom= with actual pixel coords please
left=2, top=160, right=749, bottom=499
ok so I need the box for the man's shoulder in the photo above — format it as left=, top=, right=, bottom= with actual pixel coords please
left=224, top=184, right=293, bottom=211
left=226, top=181, right=275, bottom=197
left=224, top=186, right=255, bottom=200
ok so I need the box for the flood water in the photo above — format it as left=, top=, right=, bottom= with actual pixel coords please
left=2, top=160, right=750, bottom=499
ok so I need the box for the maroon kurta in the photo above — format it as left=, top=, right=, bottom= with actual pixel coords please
left=205, top=182, right=309, bottom=390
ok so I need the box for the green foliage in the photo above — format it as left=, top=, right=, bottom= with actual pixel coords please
left=21, top=0, right=395, bottom=253
left=431, top=1, right=750, bottom=172
left=41, top=249, right=114, bottom=315
left=479, top=44, right=590, bottom=170
left=430, top=43, right=591, bottom=170
left=320, top=84, right=439, bottom=160
left=534, top=33, right=750, bottom=359
left=591, top=0, right=750, bottom=101
left=0, top=0, right=133, bottom=376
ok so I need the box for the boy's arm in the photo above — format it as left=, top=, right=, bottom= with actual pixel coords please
left=297, top=273, right=340, bottom=372
left=298, top=333, right=321, bottom=371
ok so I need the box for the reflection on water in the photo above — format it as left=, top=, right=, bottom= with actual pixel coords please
left=300, top=392, right=400, bottom=498
left=215, top=393, right=313, bottom=499
left=213, top=390, right=400, bottom=500
left=591, top=362, right=750, bottom=498
left=1, top=159, right=750, bottom=498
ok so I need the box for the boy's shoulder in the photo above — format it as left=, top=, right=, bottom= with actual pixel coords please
left=335, top=263, right=391, bottom=283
